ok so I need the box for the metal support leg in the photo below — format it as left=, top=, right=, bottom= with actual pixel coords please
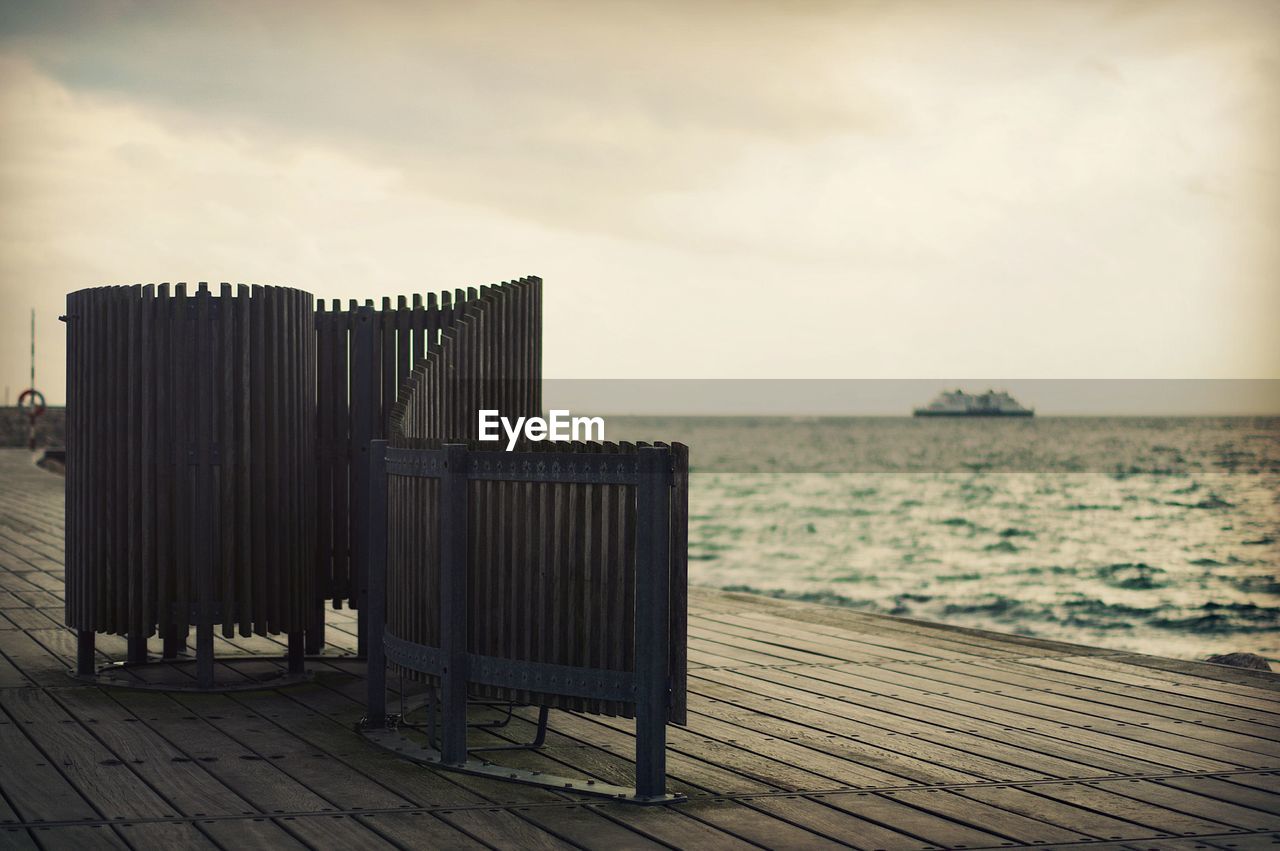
left=467, top=705, right=551, bottom=753
left=162, top=626, right=183, bottom=659
left=634, top=447, right=671, bottom=800
left=426, top=686, right=438, bottom=748
left=126, top=631, right=148, bottom=664
left=306, top=599, right=325, bottom=656
left=287, top=632, right=305, bottom=675
left=365, top=440, right=388, bottom=728
left=196, top=623, right=214, bottom=689
left=76, top=630, right=96, bottom=676
left=439, top=444, right=469, bottom=765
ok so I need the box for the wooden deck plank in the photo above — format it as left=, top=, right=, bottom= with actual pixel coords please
left=1162, top=767, right=1280, bottom=819
left=845, top=662, right=1280, bottom=757
left=950, top=785, right=1169, bottom=841
left=816, top=790, right=1013, bottom=848
left=1030, top=781, right=1245, bottom=836
left=0, top=827, right=37, bottom=850
left=353, top=812, right=490, bottom=849
left=111, top=822, right=219, bottom=849
left=1106, top=778, right=1280, bottom=830
left=516, top=803, right=673, bottom=850
left=103, top=689, right=338, bottom=816
left=1023, top=658, right=1280, bottom=717
left=0, top=706, right=101, bottom=823
left=880, top=787, right=1095, bottom=844
left=596, top=801, right=763, bottom=850
left=0, top=689, right=178, bottom=821
left=745, top=795, right=928, bottom=850
left=695, top=667, right=1172, bottom=778
left=752, top=665, right=1258, bottom=772
left=169, top=690, right=416, bottom=813
left=23, top=825, right=128, bottom=850
left=268, top=813, right=400, bottom=850
left=676, top=797, right=853, bottom=850
left=926, top=658, right=1280, bottom=732
left=49, top=687, right=260, bottom=818
left=434, top=807, right=578, bottom=850
left=197, top=817, right=308, bottom=850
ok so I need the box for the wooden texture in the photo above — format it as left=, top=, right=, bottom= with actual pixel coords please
left=381, top=278, right=690, bottom=724
left=63, top=285, right=315, bottom=641
left=4, top=449, right=1279, bottom=848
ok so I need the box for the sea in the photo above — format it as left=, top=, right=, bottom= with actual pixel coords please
left=608, top=416, right=1280, bottom=661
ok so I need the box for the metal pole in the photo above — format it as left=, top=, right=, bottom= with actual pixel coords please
left=439, top=443, right=469, bottom=764
left=27, top=310, right=35, bottom=451
left=76, top=630, right=95, bottom=677
left=365, top=439, right=389, bottom=727
left=287, top=631, right=305, bottom=675
left=634, top=446, right=671, bottom=799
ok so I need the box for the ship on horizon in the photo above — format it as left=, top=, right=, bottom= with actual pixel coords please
left=913, top=389, right=1034, bottom=417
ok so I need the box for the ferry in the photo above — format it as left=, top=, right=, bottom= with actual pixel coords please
left=913, top=389, right=1034, bottom=417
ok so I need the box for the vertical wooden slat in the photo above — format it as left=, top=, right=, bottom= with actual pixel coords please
left=333, top=300, right=350, bottom=605
left=301, top=290, right=316, bottom=637
left=155, top=285, right=173, bottom=650
left=194, top=283, right=215, bottom=687
left=64, top=291, right=79, bottom=630
left=281, top=288, right=296, bottom=632
left=669, top=442, right=689, bottom=724
left=126, top=286, right=141, bottom=653
left=140, top=286, right=156, bottom=638
left=249, top=286, right=267, bottom=633
left=218, top=283, right=235, bottom=638
left=411, top=292, right=425, bottom=371
left=380, top=297, right=395, bottom=439
left=173, top=284, right=191, bottom=638
left=268, top=289, right=284, bottom=633
left=236, top=285, right=253, bottom=637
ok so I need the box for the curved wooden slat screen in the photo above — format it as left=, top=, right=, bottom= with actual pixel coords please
left=65, top=283, right=315, bottom=684
left=310, top=281, right=538, bottom=655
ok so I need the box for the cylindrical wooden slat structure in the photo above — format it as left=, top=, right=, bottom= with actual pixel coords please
left=65, top=284, right=316, bottom=650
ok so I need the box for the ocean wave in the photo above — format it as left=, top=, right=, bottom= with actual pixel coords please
left=1164, top=494, right=1235, bottom=510
left=1151, top=602, right=1280, bottom=634
left=1096, top=562, right=1167, bottom=590
left=983, top=540, right=1021, bottom=553
left=710, top=582, right=1279, bottom=644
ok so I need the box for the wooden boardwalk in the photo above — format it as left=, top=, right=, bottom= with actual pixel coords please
left=1, top=448, right=1277, bottom=850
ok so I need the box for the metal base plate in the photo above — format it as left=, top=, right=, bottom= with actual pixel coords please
left=360, top=726, right=684, bottom=805
left=68, top=656, right=313, bottom=692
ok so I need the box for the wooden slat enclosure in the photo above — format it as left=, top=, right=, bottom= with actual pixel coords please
left=64, top=284, right=315, bottom=642
left=380, top=277, right=689, bottom=726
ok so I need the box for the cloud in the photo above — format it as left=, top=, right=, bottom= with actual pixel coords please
left=1, top=0, right=1277, bottom=401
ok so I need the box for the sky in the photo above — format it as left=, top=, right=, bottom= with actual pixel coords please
left=1, top=0, right=1277, bottom=410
